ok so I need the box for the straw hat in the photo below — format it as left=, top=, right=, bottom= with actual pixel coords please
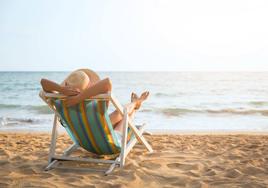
left=77, top=68, right=100, bottom=84
left=61, top=69, right=100, bottom=90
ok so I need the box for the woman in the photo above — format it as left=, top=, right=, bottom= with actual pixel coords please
left=40, top=69, right=149, bottom=133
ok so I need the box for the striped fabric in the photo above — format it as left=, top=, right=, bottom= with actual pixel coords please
left=52, top=99, right=123, bottom=155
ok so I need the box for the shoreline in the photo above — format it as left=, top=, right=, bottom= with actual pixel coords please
left=1, top=129, right=268, bottom=135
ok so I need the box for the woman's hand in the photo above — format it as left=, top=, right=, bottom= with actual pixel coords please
left=65, top=94, right=82, bottom=107
left=63, top=77, right=112, bottom=106
left=61, top=86, right=80, bottom=96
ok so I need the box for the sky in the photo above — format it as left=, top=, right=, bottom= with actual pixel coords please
left=0, top=0, right=268, bottom=71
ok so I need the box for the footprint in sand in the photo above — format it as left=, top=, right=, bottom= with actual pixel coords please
left=10, top=155, right=23, bottom=161
left=242, top=166, right=265, bottom=175
left=167, top=163, right=199, bottom=171
left=40, top=173, right=54, bottom=179
left=204, top=169, right=217, bottom=176
left=224, top=168, right=242, bottom=178
left=140, top=162, right=161, bottom=170
left=0, top=183, right=9, bottom=188
left=0, top=160, right=9, bottom=166
left=184, top=170, right=200, bottom=177
left=115, top=171, right=137, bottom=182
left=18, top=167, right=36, bottom=175
left=242, top=182, right=267, bottom=188
left=0, top=149, right=9, bottom=156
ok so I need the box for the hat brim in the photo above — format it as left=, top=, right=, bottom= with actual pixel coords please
left=77, top=69, right=100, bottom=84
left=61, top=69, right=100, bottom=86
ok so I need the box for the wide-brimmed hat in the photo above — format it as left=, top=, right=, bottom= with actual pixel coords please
left=61, top=69, right=100, bottom=89
left=77, top=68, right=100, bottom=84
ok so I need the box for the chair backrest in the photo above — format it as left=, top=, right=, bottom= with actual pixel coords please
left=52, top=99, right=121, bottom=155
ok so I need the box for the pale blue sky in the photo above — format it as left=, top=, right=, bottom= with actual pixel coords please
left=0, top=0, right=268, bottom=71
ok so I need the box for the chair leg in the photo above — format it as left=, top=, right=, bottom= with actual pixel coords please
left=47, top=115, right=58, bottom=164
left=45, top=144, right=79, bottom=171
left=45, top=156, right=120, bottom=174
left=129, top=122, right=153, bottom=153
left=105, top=157, right=120, bottom=175
left=119, top=108, right=128, bottom=168
left=45, top=159, right=58, bottom=171
left=46, top=116, right=80, bottom=171
left=63, top=143, right=79, bottom=156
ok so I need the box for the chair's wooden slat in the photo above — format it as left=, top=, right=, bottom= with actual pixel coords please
left=41, top=90, right=111, bottom=100
left=125, top=124, right=146, bottom=156
left=128, top=121, right=153, bottom=153
left=47, top=115, right=58, bottom=163
left=119, top=108, right=128, bottom=167
left=105, top=157, right=120, bottom=175
left=52, top=156, right=120, bottom=164
left=63, top=143, right=79, bottom=156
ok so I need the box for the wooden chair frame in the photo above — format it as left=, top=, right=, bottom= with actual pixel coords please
left=39, top=91, right=153, bottom=174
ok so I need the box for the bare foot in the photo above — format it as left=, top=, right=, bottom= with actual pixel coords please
left=140, top=91, right=150, bottom=101
left=131, top=92, right=139, bottom=103
left=135, top=91, right=150, bottom=110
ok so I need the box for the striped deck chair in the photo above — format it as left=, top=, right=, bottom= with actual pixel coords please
left=39, top=91, right=153, bottom=174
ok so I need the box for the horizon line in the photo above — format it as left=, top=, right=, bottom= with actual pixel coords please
left=1, top=70, right=268, bottom=73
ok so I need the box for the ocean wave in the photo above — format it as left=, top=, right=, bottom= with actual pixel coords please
left=206, top=109, right=268, bottom=115
left=155, top=92, right=185, bottom=97
left=26, top=105, right=52, bottom=114
left=248, top=101, right=268, bottom=107
left=156, top=108, right=268, bottom=117
left=140, top=109, right=153, bottom=113
left=0, top=117, right=40, bottom=126
left=158, top=108, right=200, bottom=116
left=0, top=104, right=52, bottom=114
left=0, top=104, right=21, bottom=109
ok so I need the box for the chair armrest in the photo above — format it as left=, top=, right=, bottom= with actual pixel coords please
left=39, top=90, right=112, bottom=100
left=39, top=90, right=66, bottom=99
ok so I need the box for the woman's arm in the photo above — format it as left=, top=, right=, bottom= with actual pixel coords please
left=65, top=78, right=112, bottom=106
left=40, top=78, right=80, bottom=96
left=40, top=79, right=64, bottom=93
left=78, top=78, right=112, bottom=99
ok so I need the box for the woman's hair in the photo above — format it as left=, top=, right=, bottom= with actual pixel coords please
left=63, top=70, right=90, bottom=91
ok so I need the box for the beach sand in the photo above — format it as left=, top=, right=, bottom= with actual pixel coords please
left=1, top=133, right=268, bottom=188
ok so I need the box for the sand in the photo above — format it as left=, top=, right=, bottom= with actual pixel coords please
left=1, top=133, right=268, bottom=188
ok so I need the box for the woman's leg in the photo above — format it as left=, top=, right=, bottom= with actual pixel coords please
left=109, top=102, right=137, bottom=128
left=109, top=91, right=150, bottom=130
left=113, top=109, right=136, bottom=133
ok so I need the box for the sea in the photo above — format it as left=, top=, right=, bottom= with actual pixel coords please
left=1, top=72, right=268, bottom=133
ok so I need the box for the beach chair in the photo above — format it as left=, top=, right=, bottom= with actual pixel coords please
left=39, top=91, right=153, bottom=174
